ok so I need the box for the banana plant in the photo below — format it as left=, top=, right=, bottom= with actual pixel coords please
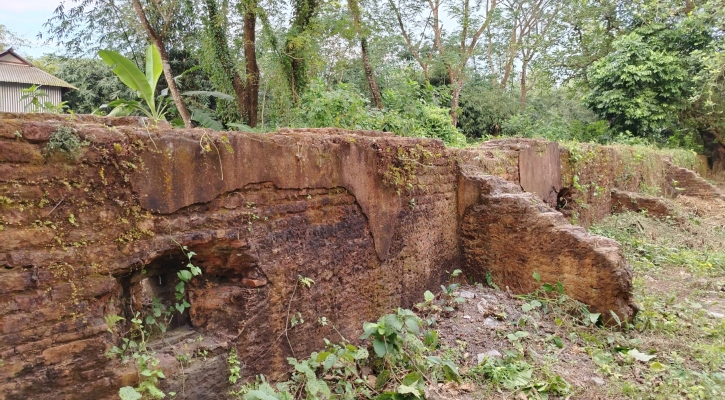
left=98, top=44, right=168, bottom=121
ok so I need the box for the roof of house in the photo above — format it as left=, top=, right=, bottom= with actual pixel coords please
left=0, top=48, right=76, bottom=89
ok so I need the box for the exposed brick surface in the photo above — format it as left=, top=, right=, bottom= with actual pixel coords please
left=0, top=113, right=639, bottom=399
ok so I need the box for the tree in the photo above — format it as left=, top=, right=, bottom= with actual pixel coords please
left=509, top=0, right=563, bottom=105
left=0, top=25, right=29, bottom=52
left=583, top=0, right=723, bottom=142
left=240, top=0, right=260, bottom=127
left=42, top=56, right=136, bottom=114
left=552, top=0, right=621, bottom=84
left=388, top=0, right=498, bottom=126
left=584, top=30, right=690, bottom=138
left=348, top=0, right=383, bottom=109
left=683, top=0, right=725, bottom=172
left=384, top=0, right=436, bottom=83
left=458, top=79, right=520, bottom=138
left=44, top=0, right=147, bottom=58
left=480, top=0, right=564, bottom=104
left=284, top=0, right=321, bottom=99
left=202, top=0, right=259, bottom=127
left=129, top=0, right=193, bottom=127
left=45, top=0, right=196, bottom=127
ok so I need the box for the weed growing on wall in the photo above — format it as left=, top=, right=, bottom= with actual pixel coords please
left=106, top=240, right=204, bottom=399
left=557, top=141, right=705, bottom=225
left=46, top=126, right=88, bottom=160
left=173, top=244, right=202, bottom=314
left=660, top=148, right=700, bottom=170
left=111, top=314, right=169, bottom=400
left=228, top=307, right=461, bottom=400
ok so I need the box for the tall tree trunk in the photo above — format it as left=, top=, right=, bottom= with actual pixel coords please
left=701, top=129, right=725, bottom=176
left=285, top=0, right=319, bottom=100
left=498, top=31, right=518, bottom=90
left=349, top=0, right=382, bottom=109
left=130, top=0, right=192, bottom=128
left=520, top=59, right=528, bottom=106
left=204, top=0, right=258, bottom=127
left=360, top=38, right=383, bottom=109
left=450, top=81, right=463, bottom=127
left=242, top=2, right=259, bottom=127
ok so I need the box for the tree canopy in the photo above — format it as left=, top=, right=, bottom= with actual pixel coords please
left=16, top=0, right=719, bottom=162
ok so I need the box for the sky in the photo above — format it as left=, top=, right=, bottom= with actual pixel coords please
left=0, top=0, right=63, bottom=57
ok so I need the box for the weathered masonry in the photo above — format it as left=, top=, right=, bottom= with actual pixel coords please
left=4, top=112, right=711, bottom=399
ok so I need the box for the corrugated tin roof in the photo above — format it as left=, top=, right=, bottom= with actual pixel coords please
left=0, top=49, right=77, bottom=89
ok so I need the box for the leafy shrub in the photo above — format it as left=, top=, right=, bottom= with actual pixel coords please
left=46, top=126, right=87, bottom=159
left=584, top=30, right=691, bottom=139
left=458, top=81, right=520, bottom=139
left=495, top=88, right=611, bottom=143
left=417, top=106, right=467, bottom=146
left=296, top=80, right=377, bottom=129
left=230, top=308, right=459, bottom=400
left=293, top=79, right=467, bottom=146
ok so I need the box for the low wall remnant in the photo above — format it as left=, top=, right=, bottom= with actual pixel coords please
left=1, top=113, right=701, bottom=399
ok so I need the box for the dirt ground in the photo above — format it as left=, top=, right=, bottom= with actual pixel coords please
left=427, top=193, right=725, bottom=400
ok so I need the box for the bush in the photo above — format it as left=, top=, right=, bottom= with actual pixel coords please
left=296, top=80, right=378, bottom=129
left=294, top=79, right=467, bottom=146
left=46, top=126, right=87, bottom=159
left=458, top=82, right=520, bottom=139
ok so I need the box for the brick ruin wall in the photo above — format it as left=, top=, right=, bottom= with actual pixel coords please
left=2, top=113, right=717, bottom=399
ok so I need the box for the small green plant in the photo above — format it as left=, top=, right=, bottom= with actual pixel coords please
left=19, top=84, right=68, bottom=113
left=46, top=126, right=88, bottom=159
left=99, top=45, right=169, bottom=121
left=172, top=243, right=202, bottom=314
left=469, top=351, right=571, bottom=398
left=108, top=240, right=203, bottom=399
left=415, top=270, right=466, bottom=317
left=517, top=272, right=602, bottom=327
left=485, top=270, right=500, bottom=290
left=298, top=275, right=315, bottom=288
left=107, top=313, right=167, bottom=399
left=230, top=296, right=461, bottom=399
left=228, top=348, right=242, bottom=384
left=290, top=312, right=305, bottom=327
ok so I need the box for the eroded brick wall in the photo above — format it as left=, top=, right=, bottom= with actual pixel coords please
left=0, top=114, right=647, bottom=399
left=0, top=114, right=463, bottom=399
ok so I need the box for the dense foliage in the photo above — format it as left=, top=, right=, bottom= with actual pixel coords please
left=5, top=0, right=723, bottom=152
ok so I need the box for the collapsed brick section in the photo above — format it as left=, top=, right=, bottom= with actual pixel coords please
left=664, top=160, right=725, bottom=200
left=459, top=173, right=637, bottom=323
left=1, top=113, right=638, bottom=399
left=610, top=189, right=675, bottom=218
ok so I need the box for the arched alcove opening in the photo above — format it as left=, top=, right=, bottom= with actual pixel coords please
left=122, top=248, right=195, bottom=332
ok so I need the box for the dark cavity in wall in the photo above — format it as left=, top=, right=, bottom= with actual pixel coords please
left=121, top=249, right=195, bottom=330
left=556, top=187, right=573, bottom=213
